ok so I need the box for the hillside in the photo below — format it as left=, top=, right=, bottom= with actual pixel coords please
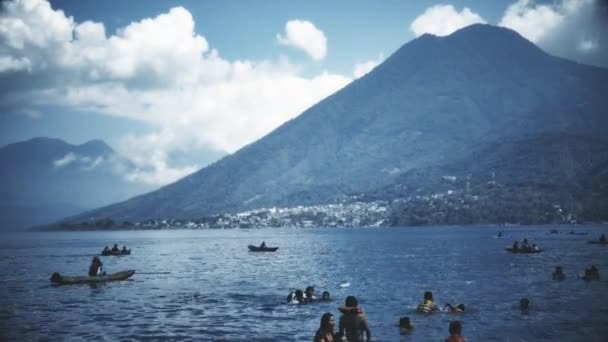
left=0, top=137, right=153, bottom=230
left=59, top=24, right=608, bottom=226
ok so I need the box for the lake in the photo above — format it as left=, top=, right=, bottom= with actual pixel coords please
left=1, top=225, right=607, bottom=341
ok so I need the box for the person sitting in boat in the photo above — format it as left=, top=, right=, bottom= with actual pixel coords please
left=600, top=234, right=606, bottom=243
left=88, top=256, right=103, bottom=276
left=498, top=231, right=503, bottom=238
left=519, top=298, right=530, bottom=312
left=417, top=291, right=439, bottom=314
left=444, top=303, right=465, bottom=313
left=552, top=266, right=565, bottom=281
left=399, top=316, right=413, bottom=334
left=102, top=246, right=110, bottom=254
left=259, top=241, right=266, bottom=249
left=121, top=246, right=128, bottom=253
left=521, top=239, right=530, bottom=252
left=512, top=241, right=519, bottom=253
left=304, top=286, right=316, bottom=303
left=320, top=291, right=331, bottom=302
left=111, top=244, right=119, bottom=252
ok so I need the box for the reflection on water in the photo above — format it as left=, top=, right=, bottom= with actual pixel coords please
left=0, top=226, right=607, bottom=341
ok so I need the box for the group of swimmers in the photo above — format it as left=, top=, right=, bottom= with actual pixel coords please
left=552, top=264, right=600, bottom=281
left=311, top=231, right=605, bottom=341
left=311, top=292, right=467, bottom=342
left=287, top=286, right=331, bottom=304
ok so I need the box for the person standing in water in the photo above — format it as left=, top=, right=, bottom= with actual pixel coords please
left=314, top=312, right=336, bottom=342
left=338, top=296, right=371, bottom=342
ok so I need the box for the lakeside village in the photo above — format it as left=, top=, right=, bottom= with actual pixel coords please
left=55, top=177, right=581, bottom=230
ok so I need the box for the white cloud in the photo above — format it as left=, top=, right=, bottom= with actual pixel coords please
left=53, top=152, right=77, bottom=168
left=0, top=55, right=30, bottom=72
left=53, top=152, right=106, bottom=170
left=276, top=19, right=327, bottom=60
left=353, top=54, right=384, bottom=79
left=578, top=38, right=597, bottom=52
left=0, top=1, right=351, bottom=186
left=410, top=4, right=486, bottom=37
left=498, top=0, right=606, bottom=67
left=499, top=0, right=566, bottom=43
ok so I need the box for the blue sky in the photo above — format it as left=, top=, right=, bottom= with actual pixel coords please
left=1, top=0, right=606, bottom=185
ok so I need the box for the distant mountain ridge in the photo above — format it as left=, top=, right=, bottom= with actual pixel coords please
left=0, top=137, right=153, bottom=230
left=59, top=24, right=608, bottom=226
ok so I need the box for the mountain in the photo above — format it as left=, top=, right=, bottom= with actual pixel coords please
left=0, top=137, right=153, bottom=230
left=60, top=24, right=608, bottom=226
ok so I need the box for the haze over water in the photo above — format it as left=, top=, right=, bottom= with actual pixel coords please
left=1, top=226, right=607, bottom=341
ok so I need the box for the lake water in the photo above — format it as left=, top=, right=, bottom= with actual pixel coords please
left=1, top=225, right=607, bottom=341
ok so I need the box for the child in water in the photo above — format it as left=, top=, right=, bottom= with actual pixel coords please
left=445, top=320, right=465, bottom=342
left=399, top=316, right=413, bottom=334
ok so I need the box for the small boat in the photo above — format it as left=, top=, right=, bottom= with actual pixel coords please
left=50, top=270, right=135, bottom=285
left=505, top=247, right=543, bottom=254
left=248, top=245, right=279, bottom=252
left=587, top=241, right=608, bottom=245
left=101, top=249, right=131, bottom=256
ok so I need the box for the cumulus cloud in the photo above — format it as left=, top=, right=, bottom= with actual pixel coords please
left=53, top=152, right=103, bottom=170
left=0, top=1, right=352, bottom=185
left=499, top=0, right=608, bottom=68
left=410, top=4, right=486, bottom=37
left=353, top=54, right=384, bottom=78
left=276, top=19, right=327, bottom=60
left=53, top=152, right=77, bottom=168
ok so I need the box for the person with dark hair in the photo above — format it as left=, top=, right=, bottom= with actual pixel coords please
left=552, top=266, right=565, bottom=281
left=111, top=244, right=119, bottom=252
left=88, top=256, right=103, bottom=276
left=305, top=286, right=316, bottom=303
left=600, top=234, right=606, bottom=243
left=288, top=289, right=304, bottom=304
left=417, top=291, right=439, bottom=314
left=121, top=246, right=128, bottom=253
left=444, top=303, right=465, bottom=313
left=520, top=298, right=530, bottom=312
left=314, top=312, right=336, bottom=342
left=445, top=320, right=465, bottom=342
left=399, top=316, right=413, bottom=334
left=320, top=291, right=331, bottom=302
left=102, top=246, right=110, bottom=254
left=512, top=241, right=519, bottom=253
left=338, top=296, right=371, bottom=342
